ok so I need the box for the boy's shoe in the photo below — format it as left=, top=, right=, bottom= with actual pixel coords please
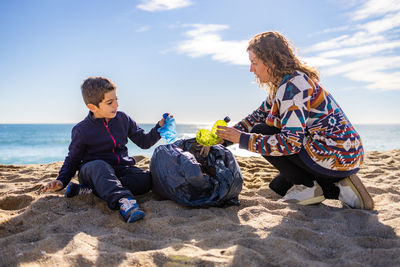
left=119, top=198, right=145, bottom=223
left=280, top=181, right=325, bottom=205
left=335, top=174, right=374, bottom=210
left=65, top=182, right=92, bottom=198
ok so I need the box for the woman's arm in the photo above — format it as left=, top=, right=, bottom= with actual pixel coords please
left=222, top=76, right=312, bottom=157
left=234, top=99, right=271, bottom=132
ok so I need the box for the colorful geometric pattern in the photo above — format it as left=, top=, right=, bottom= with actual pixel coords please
left=235, top=71, right=364, bottom=171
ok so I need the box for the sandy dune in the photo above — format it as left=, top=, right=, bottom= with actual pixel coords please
left=1, top=150, right=399, bottom=266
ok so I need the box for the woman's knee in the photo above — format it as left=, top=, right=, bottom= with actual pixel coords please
left=250, top=124, right=280, bottom=135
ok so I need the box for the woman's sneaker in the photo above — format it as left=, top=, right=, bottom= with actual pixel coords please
left=335, top=174, right=374, bottom=210
left=119, top=198, right=145, bottom=223
left=65, top=182, right=92, bottom=198
left=280, top=181, right=325, bottom=205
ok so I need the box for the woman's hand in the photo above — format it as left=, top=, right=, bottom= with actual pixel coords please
left=42, top=180, right=63, bottom=193
left=199, top=146, right=210, bottom=157
left=216, top=126, right=242, bottom=144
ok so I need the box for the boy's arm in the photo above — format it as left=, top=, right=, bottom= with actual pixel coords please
left=43, top=127, right=85, bottom=191
left=127, top=116, right=162, bottom=149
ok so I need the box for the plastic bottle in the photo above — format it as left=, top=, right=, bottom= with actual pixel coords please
left=196, top=116, right=230, bottom=146
left=158, top=113, right=177, bottom=143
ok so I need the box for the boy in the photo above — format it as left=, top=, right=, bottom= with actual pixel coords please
left=42, top=77, right=166, bottom=223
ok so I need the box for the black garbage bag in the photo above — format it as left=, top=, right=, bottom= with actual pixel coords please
left=150, top=138, right=243, bottom=207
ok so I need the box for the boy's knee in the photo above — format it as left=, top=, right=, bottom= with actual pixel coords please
left=82, top=160, right=112, bottom=171
left=79, top=160, right=115, bottom=182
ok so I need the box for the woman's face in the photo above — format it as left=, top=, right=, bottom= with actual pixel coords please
left=249, top=50, right=273, bottom=83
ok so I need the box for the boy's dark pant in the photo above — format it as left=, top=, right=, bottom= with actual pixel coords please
left=250, top=124, right=342, bottom=199
left=78, top=160, right=152, bottom=210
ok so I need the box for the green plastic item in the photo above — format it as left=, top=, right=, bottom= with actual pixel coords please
left=196, top=117, right=230, bottom=146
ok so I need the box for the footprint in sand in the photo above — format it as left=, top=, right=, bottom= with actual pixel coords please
left=21, top=184, right=43, bottom=194
left=0, top=165, right=23, bottom=170
left=0, top=195, right=34, bottom=211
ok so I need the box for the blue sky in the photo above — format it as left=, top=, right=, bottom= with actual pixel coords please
left=1, top=0, right=400, bottom=124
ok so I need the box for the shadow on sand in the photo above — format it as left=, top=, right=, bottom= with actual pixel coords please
left=1, top=186, right=399, bottom=266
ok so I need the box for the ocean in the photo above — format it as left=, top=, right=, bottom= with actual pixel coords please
left=0, top=123, right=399, bottom=165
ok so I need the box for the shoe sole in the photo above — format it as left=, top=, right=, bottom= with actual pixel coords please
left=344, top=174, right=374, bottom=210
left=127, top=210, right=145, bottom=223
left=298, top=195, right=325, bottom=205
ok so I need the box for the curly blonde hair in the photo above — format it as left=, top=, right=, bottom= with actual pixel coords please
left=247, top=31, right=319, bottom=98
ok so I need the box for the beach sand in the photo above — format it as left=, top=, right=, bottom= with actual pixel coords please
left=1, top=150, right=399, bottom=266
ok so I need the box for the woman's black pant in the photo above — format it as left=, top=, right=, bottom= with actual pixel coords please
left=250, top=124, right=342, bottom=199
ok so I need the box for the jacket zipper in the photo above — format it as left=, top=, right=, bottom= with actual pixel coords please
left=104, top=120, right=120, bottom=165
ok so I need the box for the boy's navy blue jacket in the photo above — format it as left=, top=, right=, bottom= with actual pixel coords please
left=56, top=111, right=161, bottom=188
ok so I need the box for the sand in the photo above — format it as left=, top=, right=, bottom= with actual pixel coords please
left=0, top=150, right=399, bottom=266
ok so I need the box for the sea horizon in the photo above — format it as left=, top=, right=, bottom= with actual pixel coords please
left=1, top=123, right=400, bottom=165
left=2, top=122, right=400, bottom=125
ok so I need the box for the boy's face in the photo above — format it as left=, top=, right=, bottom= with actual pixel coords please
left=88, top=89, right=118, bottom=122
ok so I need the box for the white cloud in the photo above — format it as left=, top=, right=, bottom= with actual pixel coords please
left=319, top=41, right=400, bottom=58
left=324, top=56, right=400, bottom=76
left=301, top=56, right=341, bottom=67
left=304, top=32, right=385, bottom=52
left=308, top=25, right=351, bottom=36
left=324, top=56, right=400, bottom=90
left=361, top=12, right=400, bottom=34
left=307, top=35, right=350, bottom=52
left=303, top=0, right=400, bottom=91
left=176, top=24, right=249, bottom=65
left=135, top=25, right=150, bottom=32
left=352, top=0, right=400, bottom=20
left=137, top=0, right=193, bottom=12
left=171, top=0, right=400, bottom=91
left=346, top=70, right=400, bottom=91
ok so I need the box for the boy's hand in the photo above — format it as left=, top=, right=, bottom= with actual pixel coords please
left=42, top=180, right=63, bottom=193
left=158, top=114, right=174, bottom=127
left=158, top=118, right=165, bottom=127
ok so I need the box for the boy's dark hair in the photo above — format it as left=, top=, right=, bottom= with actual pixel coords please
left=81, top=77, right=117, bottom=106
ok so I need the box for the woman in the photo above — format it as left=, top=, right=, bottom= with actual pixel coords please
left=216, top=31, right=374, bottom=209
